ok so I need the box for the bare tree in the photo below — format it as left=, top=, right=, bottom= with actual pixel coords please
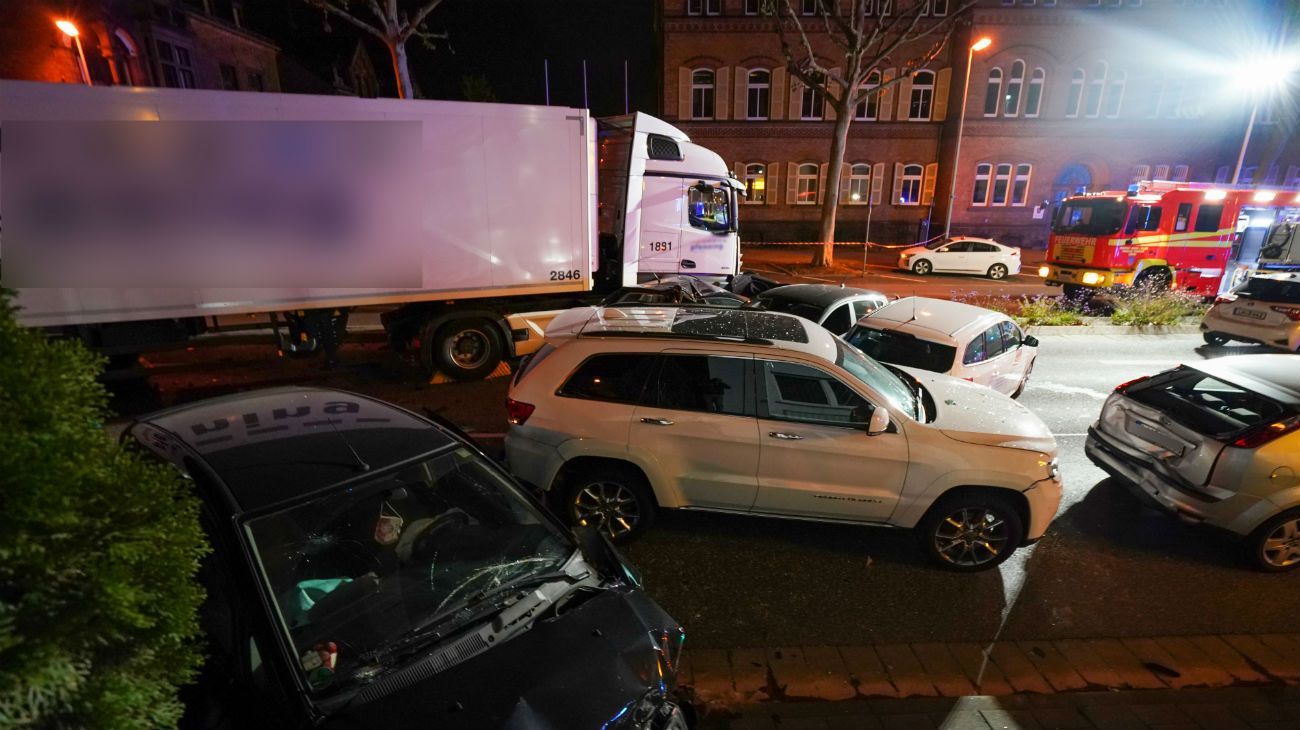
left=306, top=0, right=451, bottom=99
left=762, top=0, right=974, bottom=266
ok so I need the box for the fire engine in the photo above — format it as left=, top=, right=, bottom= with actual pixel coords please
left=1038, top=181, right=1300, bottom=297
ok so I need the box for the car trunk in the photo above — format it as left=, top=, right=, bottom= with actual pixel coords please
left=1221, top=277, right=1300, bottom=327
left=1099, top=367, right=1290, bottom=486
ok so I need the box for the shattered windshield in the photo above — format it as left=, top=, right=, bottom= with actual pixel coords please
left=243, top=446, right=570, bottom=694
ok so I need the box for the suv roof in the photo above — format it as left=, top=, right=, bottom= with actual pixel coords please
left=860, top=296, right=1007, bottom=340
left=544, top=306, right=838, bottom=360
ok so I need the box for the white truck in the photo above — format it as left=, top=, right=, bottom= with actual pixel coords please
left=0, top=80, right=743, bottom=379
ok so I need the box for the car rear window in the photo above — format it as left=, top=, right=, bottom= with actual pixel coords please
left=1125, top=367, right=1289, bottom=438
left=844, top=326, right=956, bottom=373
left=557, top=353, right=656, bottom=405
left=1235, top=277, right=1300, bottom=304
left=754, top=298, right=825, bottom=323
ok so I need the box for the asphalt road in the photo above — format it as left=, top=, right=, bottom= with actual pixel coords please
left=106, top=332, right=1295, bottom=650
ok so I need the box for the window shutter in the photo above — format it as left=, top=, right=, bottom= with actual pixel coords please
left=715, top=67, right=730, bottom=120
left=922, top=162, right=938, bottom=205
left=677, top=68, right=691, bottom=119
left=878, top=68, right=896, bottom=120
left=733, top=66, right=748, bottom=119
left=768, top=161, right=781, bottom=205
left=771, top=68, right=787, bottom=120
left=789, top=78, right=803, bottom=119
left=932, top=67, right=951, bottom=121
left=897, top=73, right=914, bottom=120
left=825, top=68, right=841, bottom=120
left=871, top=162, right=885, bottom=205
left=892, top=162, right=904, bottom=204
left=786, top=162, right=799, bottom=205
left=840, top=163, right=852, bottom=203
left=817, top=163, right=828, bottom=204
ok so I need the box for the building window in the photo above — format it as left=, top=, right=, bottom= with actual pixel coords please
left=744, top=0, right=761, bottom=14
left=796, top=163, right=819, bottom=204
left=705, top=0, right=721, bottom=14
left=747, top=69, right=770, bottom=119
left=898, top=163, right=923, bottom=205
left=1066, top=68, right=1084, bottom=117
left=691, top=69, right=715, bottom=119
left=991, top=163, right=1012, bottom=205
left=1024, top=68, right=1044, bottom=117
left=1145, top=77, right=1163, bottom=118
left=1153, top=164, right=1170, bottom=180
left=687, top=0, right=703, bottom=15
left=1241, top=166, right=1257, bottom=184
left=800, top=84, right=824, bottom=120
left=247, top=71, right=265, bottom=92
left=156, top=39, right=196, bottom=88
left=1104, top=70, right=1125, bottom=118
left=1284, top=165, right=1300, bottom=188
left=1172, top=164, right=1189, bottom=182
left=1003, top=60, right=1025, bottom=116
left=1214, top=165, right=1229, bottom=184
left=931, top=0, right=949, bottom=15
left=847, top=164, right=872, bottom=203
left=1165, top=75, right=1185, bottom=118
left=972, top=163, right=992, bottom=205
left=801, top=0, right=820, bottom=14
left=744, top=163, right=768, bottom=204
left=219, top=63, right=239, bottom=91
left=1130, top=164, right=1150, bottom=183
left=855, top=70, right=881, bottom=120
left=1012, top=164, right=1031, bottom=206
left=908, top=70, right=934, bottom=121
left=1085, top=61, right=1106, bottom=117
left=879, top=0, right=892, bottom=15
left=984, top=68, right=1002, bottom=117
left=110, top=30, right=138, bottom=86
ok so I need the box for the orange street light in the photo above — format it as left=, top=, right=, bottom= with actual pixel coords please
left=56, top=20, right=92, bottom=86
left=944, top=37, right=994, bottom=241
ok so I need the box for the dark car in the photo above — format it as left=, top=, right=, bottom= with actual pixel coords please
left=602, top=275, right=749, bottom=308
left=751, top=284, right=889, bottom=336
left=123, top=387, right=688, bottom=730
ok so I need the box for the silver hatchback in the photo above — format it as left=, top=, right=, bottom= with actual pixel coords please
left=1085, top=355, right=1300, bottom=571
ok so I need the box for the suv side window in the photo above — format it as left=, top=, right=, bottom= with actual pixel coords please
left=964, top=331, right=988, bottom=364
left=757, top=360, right=873, bottom=427
left=999, top=321, right=1021, bottom=352
left=983, top=326, right=1005, bottom=359
left=653, top=355, right=752, bottom=416
left=822, top=303, right=853, bottom=334
left=852, top=298, right=882, bottom=320
left=558, top=353, right=656, bottom=404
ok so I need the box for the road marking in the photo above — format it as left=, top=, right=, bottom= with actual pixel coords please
left=1032, top=382, right=1111, bottom=399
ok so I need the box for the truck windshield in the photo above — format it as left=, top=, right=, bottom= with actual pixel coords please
left=688, top=182, right=731, bottom=232
left=243, top=446, right=571, bottom=694
left=1052, top=199, right=1126, bottom=236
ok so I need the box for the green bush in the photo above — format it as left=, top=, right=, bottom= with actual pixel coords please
left=1109, top=289, right=1208, bottom=327
left=0, top=290, right=208, bottom=730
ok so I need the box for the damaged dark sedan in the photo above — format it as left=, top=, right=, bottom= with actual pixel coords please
left=124, top=387, right=689, bottom=730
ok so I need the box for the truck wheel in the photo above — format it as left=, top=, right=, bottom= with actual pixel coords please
left=1062, top=284, right=1092, bottom=301
left=912, top=259, right=932, bottom=276
left=1134, top=268, right=1172, bottom=292
left=424, top=318, right=503, bottom=381
left=918, top=492, right=1024, bottom=572
left=1202, top=332, right=1230, bottom=347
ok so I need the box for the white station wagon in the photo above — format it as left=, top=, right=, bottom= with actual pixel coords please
left=504, top=306, right=1062, bottom=571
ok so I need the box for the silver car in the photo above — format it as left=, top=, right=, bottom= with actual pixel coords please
left=1085, top=355, right=1300, bottom=571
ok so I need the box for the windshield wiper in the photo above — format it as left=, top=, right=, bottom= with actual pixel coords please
left=883, top=364, right=924, bottom=420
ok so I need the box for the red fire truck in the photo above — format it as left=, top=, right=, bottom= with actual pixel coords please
left=1038, top=181, right=1300, bottom=297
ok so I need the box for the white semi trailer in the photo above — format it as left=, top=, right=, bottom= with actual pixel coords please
left=0, top=80, right=743, bottom=379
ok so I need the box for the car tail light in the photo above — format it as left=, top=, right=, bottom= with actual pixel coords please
left=1213, top=295, right=1236, bottom=305
left=1114, top=375, right=1151, bottom=392
left=506, top=398, right=535, bottom=425
left=1232, top=416, right=1300, bottom=449
left=1011, top=248, right=1020, bottom=256
left=1270, top=305, right=1300, bottom=322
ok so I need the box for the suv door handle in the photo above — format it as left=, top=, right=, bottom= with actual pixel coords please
left=641, top=417, right=675, bottom=426
left=769, top=432, right=803, bottom=440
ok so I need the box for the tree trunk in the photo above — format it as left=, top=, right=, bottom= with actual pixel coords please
left=388, top=40, right=413, bottom=99
left=812, top=103, right=854, bottom=267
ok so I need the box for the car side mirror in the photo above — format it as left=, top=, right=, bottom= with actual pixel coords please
left=1023, top=335, right=1039, bottom=348
left=867, top=408, right=891, bottom=436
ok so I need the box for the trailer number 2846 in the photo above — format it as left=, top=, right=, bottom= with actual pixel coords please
left=549, top=270, right=582, bottom=281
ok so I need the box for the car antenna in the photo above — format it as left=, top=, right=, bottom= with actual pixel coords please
left=325, top=417, right=370, bottom=472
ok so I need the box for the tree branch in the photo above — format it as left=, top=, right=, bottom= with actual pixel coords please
left=307, top=0, right=388, bottom=42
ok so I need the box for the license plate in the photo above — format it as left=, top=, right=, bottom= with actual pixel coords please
left=1233, top=307, right=1267, bottom=321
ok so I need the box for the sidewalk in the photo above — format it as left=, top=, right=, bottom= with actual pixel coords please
left=701, top=687, right=1300, bottom=729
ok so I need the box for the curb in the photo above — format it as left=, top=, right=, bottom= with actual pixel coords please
left=1024, top=324, right=1203, bottom=336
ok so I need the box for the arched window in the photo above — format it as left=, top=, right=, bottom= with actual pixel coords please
left=1066, top=68, right=1085, bottom=118
left=972, top=163, right=992, bottom=205
left=908, top=70, right=935, bottom=120
left=747, top=69, right=771, bottom=119
left=111, top=29, right=138, bottom=86
left=1104, top=70, right=1125, bottom=118
left=846, top=163, right=872, bottom=203
left=898, top=163, right=924, bottom=205
left=800, top=83, right=824, bottom=120
left=744, top=163, right=768, bottom=204
left=1012, top=164, right=1032, bottom=206
left=691, top=69, right=715, bottom=119
left=991, top=163, right=1013, bottom=205
left=855, top=70, right=881, bottom=120
left=983, top=68, right=1002, bottom=117
left=1085, top=61, right=1106, bottom=117
left=1003, top=60, right=1025, bottom=116
left=796, top=163, right=820, bottom=204
left=1024, top=68, right=1044, bottom=117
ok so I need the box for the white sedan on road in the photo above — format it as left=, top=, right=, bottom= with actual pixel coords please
left=898, top=237, right=1022, bottom=280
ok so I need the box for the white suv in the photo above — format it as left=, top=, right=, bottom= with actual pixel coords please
left=504, top=306, right=1062, bottom=571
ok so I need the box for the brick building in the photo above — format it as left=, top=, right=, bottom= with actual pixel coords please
left=660, top=0, right=1298, bottom=248
left=0, top=0, right=279, bottom=94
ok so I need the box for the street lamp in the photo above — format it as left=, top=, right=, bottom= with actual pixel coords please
left=56, top=20, right=92, bottom=87
left=943, top=36, right=993, bottom=240
left=1230, top=55, right=1297, bottom=184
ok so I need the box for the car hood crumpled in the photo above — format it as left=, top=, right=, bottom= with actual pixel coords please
left=907, top=368, right=1057, bottom=455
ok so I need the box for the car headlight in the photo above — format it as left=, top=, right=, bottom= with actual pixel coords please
left=1037, top=265, right=1050, bottom=277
